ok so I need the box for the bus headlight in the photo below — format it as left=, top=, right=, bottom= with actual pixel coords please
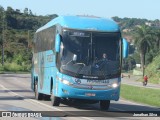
left=62, top=79, right=70, bottom=85
left=112, top=83, right=118, bottom=88
left=56, top=76, right=72, bottom=86
left=62, top=79, right=73, bottom=86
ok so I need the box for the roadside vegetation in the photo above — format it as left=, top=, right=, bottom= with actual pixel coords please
left=0, top=63, right=31, bottom=72
left=113, top=17, right=160, bottom=83
left=0, top=6, right=57, bottom=72
left=0, top=5, right=160, bottom=78
left=145, top=54, right=160, bottom=84
left=120, top=84, right=160, bottom=107
left=135, top=54, right=160, bottom=84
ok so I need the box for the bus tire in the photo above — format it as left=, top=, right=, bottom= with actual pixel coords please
left=35, top=81, right=43, bottom=100
left=51, top=94, right=60, bottom=106
left=100, top=100, right=110, bottom=110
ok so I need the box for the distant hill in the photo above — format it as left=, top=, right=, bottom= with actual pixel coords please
left=112, top=16, right=160, bottom=30
left=112, top=16, right=160, bottom=43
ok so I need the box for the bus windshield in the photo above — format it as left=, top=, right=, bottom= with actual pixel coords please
left=60, top=29, right=121, bottom=79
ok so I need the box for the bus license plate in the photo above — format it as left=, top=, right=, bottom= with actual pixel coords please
left=85, top=93, right=95, bottom=96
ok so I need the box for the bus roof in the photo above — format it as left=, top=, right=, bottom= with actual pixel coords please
left=36, top=15, right=120, bottom=33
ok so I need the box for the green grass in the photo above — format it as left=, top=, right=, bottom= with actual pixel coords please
left=120, top=84, right=160, bottom=107
left=0, top=62, right=31, bottom=72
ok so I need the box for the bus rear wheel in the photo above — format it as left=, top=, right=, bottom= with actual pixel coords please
left=35, top=82, right=43, bottom=100
left=100, top=100, right=110, bottom=110
left=51, top=94, right=61, bottom=106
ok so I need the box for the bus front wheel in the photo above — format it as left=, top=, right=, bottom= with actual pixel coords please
left=51, top=94, right=61, bottom=106
left=35, top=82, right=43, bottom=100
left=100, top=100, right=110, bottom=110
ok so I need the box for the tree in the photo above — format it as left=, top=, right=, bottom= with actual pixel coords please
left=29, top=9, right=33, bottom=16
left=0, top=6, right=5, bottom=66
left=24, top=8, right=28, bottom=15
left=6, top=6, right=14, bottom=14
left=134, top=25, right=153, bottom=76
left=155, top=29, right=160, bottom=50
left=0, top=6, right=4, bottom=36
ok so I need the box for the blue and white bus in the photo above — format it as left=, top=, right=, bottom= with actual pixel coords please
left=31, top=15, right=128, bottom=110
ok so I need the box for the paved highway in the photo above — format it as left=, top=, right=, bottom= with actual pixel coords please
left=0, top=74, right=159, bottom=120
left=122, top=75, right=160, bottom=89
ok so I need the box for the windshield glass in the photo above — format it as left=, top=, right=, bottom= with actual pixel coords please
left=60, top=29, right=121, bottom=79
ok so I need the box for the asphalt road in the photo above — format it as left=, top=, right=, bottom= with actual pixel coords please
left=0, top=74, right=159, bottom=120
left=121, top=75, right=160, bottom=89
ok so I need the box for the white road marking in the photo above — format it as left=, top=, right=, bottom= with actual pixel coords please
left=110, top=106, right=124, bottom=111
left=81, top=117, right=95, bottom=120
left=120, top=99, right=144, bottom=106
left=0, top=84, right=95, bottom=120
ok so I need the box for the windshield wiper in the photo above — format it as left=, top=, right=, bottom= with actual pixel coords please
left=94, top=60, right=109, bottom=79
left=74, top=64, right=85, bottom=78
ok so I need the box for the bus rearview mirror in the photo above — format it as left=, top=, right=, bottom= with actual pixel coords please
left=73, top=54, right=77, bottom=62
left=55, top=34, right=61, bottom=52
left=122, top=38, right=128, bottom=58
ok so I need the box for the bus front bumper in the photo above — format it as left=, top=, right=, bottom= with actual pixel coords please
left=55, top=83, right=120, bottom=101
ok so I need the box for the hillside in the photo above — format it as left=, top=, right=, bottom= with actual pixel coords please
left=0, top=6, right=57, bottom=71
left=145, top=53, right=160, bottom=84
left=0, top=6, right=160, bottom=73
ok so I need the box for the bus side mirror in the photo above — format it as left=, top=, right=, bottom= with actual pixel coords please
left=73, top=54, right=77, bottom=62
left=122, top=38, right=128, bottom=58
left=55, top=34, right=61, bottom=52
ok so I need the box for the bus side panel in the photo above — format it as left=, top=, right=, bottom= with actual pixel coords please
left=52, top=68, right=62, bottom=97
left=42, top=50, right=56, bottom=95
left=31, top=68, right=38, bottom=91
left=42, top=67, right=57, bottom=95
left=31, top=66, right=34, bottom=90
left=31, top=52, right=44, bottom=94
left=31, top=53, right=39, bottom=91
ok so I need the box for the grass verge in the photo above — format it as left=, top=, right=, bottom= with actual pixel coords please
left=120, top=84, right=160, bottom=107
left=0, top=62, right=31, bottom=73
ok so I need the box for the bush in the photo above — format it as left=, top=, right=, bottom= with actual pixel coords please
left=0, top=62, right=31, bottom=72
left=3, top=62, right=22, bottom=71
left=145, top=54, right=160, bottom=84
left=0, top=64, right=4, bottom=71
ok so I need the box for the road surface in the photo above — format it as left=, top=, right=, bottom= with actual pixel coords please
left=0, top=74, right=159, bottom=120
left=121, top=75, right=160, bottom=89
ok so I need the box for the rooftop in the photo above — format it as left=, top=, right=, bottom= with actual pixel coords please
left=36, top=15, right=120, bottom=32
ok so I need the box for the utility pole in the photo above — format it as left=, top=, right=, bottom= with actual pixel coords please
left=2, top=11, right=5, bottom=66
left=2, top=30, right=4, bottom=66
left=27, top=30, right=30, bottom=51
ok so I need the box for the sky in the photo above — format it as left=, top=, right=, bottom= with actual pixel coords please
left=0, top=0, right=160, bottom=20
